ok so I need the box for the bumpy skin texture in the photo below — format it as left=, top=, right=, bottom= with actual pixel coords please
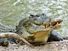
left=16, top=14, right=63, bottom=45
left=0, top=14, right=63, bottom=46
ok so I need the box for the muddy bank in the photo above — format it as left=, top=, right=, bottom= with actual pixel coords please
left=0, top=40, right=68, bottom=51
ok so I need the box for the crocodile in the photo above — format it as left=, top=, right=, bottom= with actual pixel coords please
left=0, top=13, right=63, bottom=46
left=16, top=14, right=63, bottom=46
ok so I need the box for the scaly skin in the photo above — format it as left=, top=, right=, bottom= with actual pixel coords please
left=0, top=14, right=63, bottom=46
left=16, top=14, right=63, bottom=46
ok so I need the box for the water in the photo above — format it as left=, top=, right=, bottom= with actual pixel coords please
left=0, top=0, right=68, bottom=37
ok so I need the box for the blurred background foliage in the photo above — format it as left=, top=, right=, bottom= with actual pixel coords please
left=0, top=0, right=68, bottom=37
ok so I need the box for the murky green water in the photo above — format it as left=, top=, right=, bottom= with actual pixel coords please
left=0, top=0, right=68, bottom=37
